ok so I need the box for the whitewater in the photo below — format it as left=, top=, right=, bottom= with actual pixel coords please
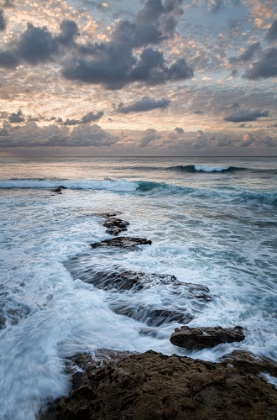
left=0, top=156, right=277, bottom=420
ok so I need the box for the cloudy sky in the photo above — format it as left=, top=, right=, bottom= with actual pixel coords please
left=0, top=0, right=277, bottom=156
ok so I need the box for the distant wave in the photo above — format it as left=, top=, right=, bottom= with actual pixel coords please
left=0, top=178, right=138, bottom=192
left=168, top=165, right=246, bottom=173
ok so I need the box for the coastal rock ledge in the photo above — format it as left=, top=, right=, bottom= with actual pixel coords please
left=41, top=350, right=277, bottom=420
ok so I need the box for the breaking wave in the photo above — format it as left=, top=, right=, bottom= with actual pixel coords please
left=169, top=165, right=245, bottom=173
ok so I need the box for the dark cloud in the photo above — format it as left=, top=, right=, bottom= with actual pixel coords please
left=244, top=47, right=277, bottom=80
left=140, top=128, right=159, bottom=147
left=9, top=109, right=25, bottom=123
left=116, top=96, right=170, bottom=113
left=16, top=23, right=58, bottom=65
left=55, top=20, right=79, bottom=46
left=0, top=51, right=20, bottom=68
left=0, top=8, right=6, bottom=31
left=193, top=110, right=203, bottom=114
left=231, top=69, right=238, bottom=77
left=62, top=0, right=193, bottom=89
left=174, top=127, right=184, bottom=133
left=224, top=109, right=269, bottom=123
left=0, top=19, right=79, bottom=68
left=62, top=111, right=104, bottom=125
left=265, top=20, right=277, bottom=43
left=229, top=42, right=261, bottom=64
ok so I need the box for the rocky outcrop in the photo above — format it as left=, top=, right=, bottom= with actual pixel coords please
left=170, top=325, right=245, bottom=349
left=103, top=217, right=129, bottom=235
left=41, top=350, right=277, bottom=420
left=91, top=236, right=152, bottom=250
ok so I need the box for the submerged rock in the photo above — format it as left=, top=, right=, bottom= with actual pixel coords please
left=41, top=350, right=277, bottom=420
left=91, top=236, right=152, bottom=250
left=170, top=325, right=245, bottom=349
left=111, top=303, right=194, bottom=326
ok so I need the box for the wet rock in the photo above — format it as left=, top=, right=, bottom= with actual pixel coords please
left=43, top=350, right=277, bottom=420
left=111, top=303, right=193, bottom=326
left=91, top=236, right=152, bottom=250
left=170, top=325, right=245, bottom=349
left=52, top=186, right=67, bottom=194
left=103, top=217, right=129, bottom=235
left=0, top=297, right=32, bottom=329
left=72, top=267, right=177, bottom=292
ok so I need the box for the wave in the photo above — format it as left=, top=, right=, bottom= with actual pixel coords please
left=1, top=178, right=276, bottom=205
left=168, top=165, right=246, bottom=173
left=0, top=178, right=138, bottom=192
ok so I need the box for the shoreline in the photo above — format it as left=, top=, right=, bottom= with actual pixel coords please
left=40, top=348, right=277, bottom=420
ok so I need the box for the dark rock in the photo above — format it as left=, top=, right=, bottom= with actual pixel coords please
left=52, top=185, right=67, bottom=194
left=111, top=303, right=194, bottom=326
left=103, top=217, right=129, bottom=236
left=91, top=237, right=152, bottom=250
left=42, top=350, right=277, bottom=420
left=71, top=267, right=177, bottom=292
left=170, top=325, right=245, bottom=349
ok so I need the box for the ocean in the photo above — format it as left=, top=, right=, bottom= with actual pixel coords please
left=0, top=156, right=277, bottom=419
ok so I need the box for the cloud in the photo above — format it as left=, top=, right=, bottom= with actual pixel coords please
left=263, top=135, right=277, bottom=147
left=174, top=127, right=184, bottom=133
left=229, top=42, right=261, bottom=63
left=243, top=47, right=277, bottom=80
left=8, top=109, right=25, bottom=123
left=70, top=124, right=118, bottom=147
left=0, top=128, right=9, bottom=136
left=216, top=136, right=235, bottom=147
left=0, top=19, right=79, bottom=68
left=140, top=128, right=159, bottom=147
left=193, top=110, right=203, bottom=114
left=265, top=20, right=277, bottom=43
left=62, top=111, right=104, bottom=125
left=192, top=130, right=208, bottom=148
left=116, top=96, right=170, bottom=114
left=0, top=121, right=118, bottom=148
left=0, top=9, right=6, bottom=31
left=62, top=0, right=193, bottom=89
left=224, top=109, right=269, bottom=122
left=210, top=0, right=222, bottom=13
left=239, top=132, right=256, bottom=147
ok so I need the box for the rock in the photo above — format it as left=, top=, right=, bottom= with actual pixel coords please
left=41, top=350, right=277, bottom=420
left=111, top=303, right=194, bottom=326
left=52, top=186, right=67, bottom=194
left=91, top=236, right=152, bottom=250
left=170, top=325, right=245, bottom=349
left=103, top=217, right=129, bottom=235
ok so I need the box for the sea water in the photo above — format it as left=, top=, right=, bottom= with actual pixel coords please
left=0, top=156, right=276, bottom=419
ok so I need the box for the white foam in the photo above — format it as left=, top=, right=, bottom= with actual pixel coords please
left=194, top=165, right=230, bottom=172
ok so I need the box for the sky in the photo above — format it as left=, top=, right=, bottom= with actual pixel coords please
left=0, top=0, right=277, bottom=157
